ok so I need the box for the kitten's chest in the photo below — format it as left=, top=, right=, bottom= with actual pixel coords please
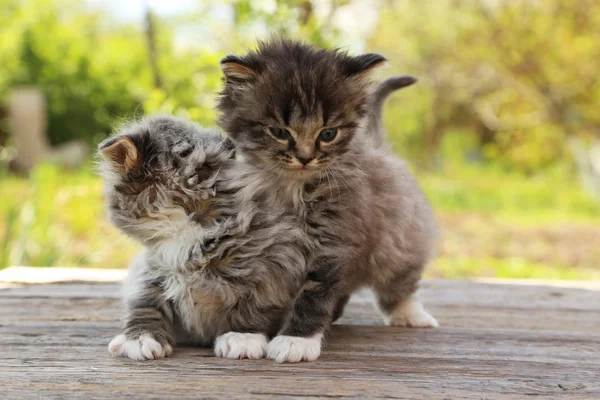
left=148, top=249, right=233, bottom=343
left=159, top=266, right=230, bottom=344
left=281, top=180, right=344, bottom=242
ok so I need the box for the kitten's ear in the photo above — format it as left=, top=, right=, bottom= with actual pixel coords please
left=222, top=137, right=236, bottom=158
left=343, top=53, right=387, bottom=78
left=220, top=55, right=257, bottom=82
left=98, top=136, right=141, bottom=173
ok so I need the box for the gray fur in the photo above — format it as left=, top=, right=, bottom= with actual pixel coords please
left=98, top=116, right=312, bottom=356
left=366, top=76, right=418, bottom=149
left=218, top=39, right=439, bottom=346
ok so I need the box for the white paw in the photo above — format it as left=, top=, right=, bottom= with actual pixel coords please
left=387, top=296, right=439, bottom=328
left=267, top=333, right=323, bottom=363
left=108, top=333, right=173, bottom=361
left=214, top=332, right=268, bottom=360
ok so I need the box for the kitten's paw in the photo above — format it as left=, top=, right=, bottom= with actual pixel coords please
left=389, top=309, right=439, bottom=328
left=108, top=333, right=173, bottom=361
left=267, top=333, right=323, bottom=363
left=214, top=332, right=268, bottom=360
left=387, top=296, right=439, bottom=328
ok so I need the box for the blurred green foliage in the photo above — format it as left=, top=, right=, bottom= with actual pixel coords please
left=0, top=0, right=599, bottom=278
left=0, top=164, right=139, bottom=269
left=0, top=0, right=223, bottom=145
left=371, top=0, right=600, bottom=171
left=2, top=0, right=598, bottom=173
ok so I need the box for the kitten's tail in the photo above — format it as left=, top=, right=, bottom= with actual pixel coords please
left=367, top=75, right=417, bottom=149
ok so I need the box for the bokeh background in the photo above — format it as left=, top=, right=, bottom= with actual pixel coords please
left=1, top=0, right=599, bottom=279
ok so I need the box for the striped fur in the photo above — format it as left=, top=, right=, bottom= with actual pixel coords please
left=99, top=116, right=312, bottom=360
left=218, top=39, right=439, bottom=362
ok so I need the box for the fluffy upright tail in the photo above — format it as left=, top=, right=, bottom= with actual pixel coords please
left=366, top=75, right=417, bottom=149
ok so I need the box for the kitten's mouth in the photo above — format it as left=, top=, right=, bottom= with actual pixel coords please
left=281, top=165, right=321, bottom=178
left=283, top=163, right=320, bottom=171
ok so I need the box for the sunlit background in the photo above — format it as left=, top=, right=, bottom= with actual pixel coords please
left=1, top=0, right=599, bottom=279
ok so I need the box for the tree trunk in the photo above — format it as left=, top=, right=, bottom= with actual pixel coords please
left=9, top=87, right=49, bottom=173
left=145, top=7, right=163, bottom=90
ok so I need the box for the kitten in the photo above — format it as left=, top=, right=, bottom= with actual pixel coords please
left=98, top=116, right=312, bottom=361
left=217, top=38, right=439, bottom=363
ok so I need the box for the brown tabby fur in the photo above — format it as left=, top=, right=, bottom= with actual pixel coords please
left=217, top=38, right=439, bottom=362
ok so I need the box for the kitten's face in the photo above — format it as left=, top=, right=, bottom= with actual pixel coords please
left=217, top=39, right=385, bottom=179
left=98, top=117, right=234, bottom=243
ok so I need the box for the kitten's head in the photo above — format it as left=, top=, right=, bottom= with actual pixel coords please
left=97, top=116, right=234, bottom=244
left=217, top=38, right=386, bottom=178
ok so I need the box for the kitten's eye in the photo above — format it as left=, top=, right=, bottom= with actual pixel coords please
left=318, top=128, right=338, bottom=142
left=178, top=147, right=193, bottom=158
left=269, top=127, right=291, bottom=141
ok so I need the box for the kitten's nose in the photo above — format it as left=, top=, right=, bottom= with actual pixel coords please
left=296, top=156, right=314, bottom=166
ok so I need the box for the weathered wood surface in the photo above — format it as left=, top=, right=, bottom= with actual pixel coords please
left=0, top=277, right=599, bottom=399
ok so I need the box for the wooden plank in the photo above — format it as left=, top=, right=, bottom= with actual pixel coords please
left=2, top=280, right=599, bottom=332
left=0, top=283, right=123, bottom=298
left=0, top=266, right=126, bottom=284
left=3, top=279, right=599, bottom=310
left=0, top=280, right=598, bottom=399
left=2, top=295, right=599, bottom=333
left=0, top=297, right=121, bottom=322
left=0, top=326, right=598, bottom=399
left=1, top=322, right=599, bottom=364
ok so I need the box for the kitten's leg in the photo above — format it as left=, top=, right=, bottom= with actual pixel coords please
left=109, top=285, right=175, bottom=360
left=215, top=303, right=285, bottom=359
left=374, top=271, right=438, bottom=328
left=332, top=295, right=350, bottom=323
left=214, top=332, right=268, bottom=360
left=267, top=268, right=339, bottom=363
left=108, top=261, right=175, bottom=360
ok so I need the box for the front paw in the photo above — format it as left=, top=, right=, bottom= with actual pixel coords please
left=267, top=333, right=323, bottom=363
left=387, top=296, right=439, bottom=328
left=108, top=333, right=173, bottom=361
left=214, top=332, right=268, bottom=359
left=389, top=309, right=439, bottom=328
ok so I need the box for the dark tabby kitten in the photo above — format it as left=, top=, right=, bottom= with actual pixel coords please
left=98, top=116, right=311, bottom=361
left=218, top=38, right=439, bottom=363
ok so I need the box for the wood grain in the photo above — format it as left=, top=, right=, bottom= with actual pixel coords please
left=0, top=279, right=598, bottom=399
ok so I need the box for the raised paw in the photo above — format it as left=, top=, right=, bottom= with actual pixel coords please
left=387, top=296, right=439, bottom=328
left=108, top=333, right=173, bottom=361
left=214, top=332, right=268, bottom=360
left=266, top=333, right=323, bottom=363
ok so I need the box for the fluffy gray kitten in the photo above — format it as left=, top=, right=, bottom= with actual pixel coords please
left=98, top=116, right=312, bottom=361
left=218, top=38, right=439, bottom=363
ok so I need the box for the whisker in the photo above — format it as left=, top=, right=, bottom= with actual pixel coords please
left=328, top=166, right=350, bottom=196
left=324, top=166, right=340, bottom=199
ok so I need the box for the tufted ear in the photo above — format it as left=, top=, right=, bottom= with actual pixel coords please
left=98, top=136, right=141, bottom=173
left=220, top=55, right=258, bottom=82
left=343, top=53, right=387, bottom=78
left=222, top=137, right=237, bottom=158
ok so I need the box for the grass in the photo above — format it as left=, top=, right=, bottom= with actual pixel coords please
left=431, top=257, right=600, bottom=280
left=419, top=162, right=600, bottom=279
left=419, top=162, right=600, bottom=225
left=1, top=161, right=599, bottom=279
left=0, top=163, right=141, bottom=270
